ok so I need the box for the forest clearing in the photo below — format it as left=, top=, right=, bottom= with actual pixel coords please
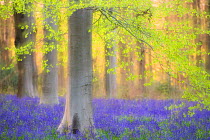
left=0, top=0, right=210, bottom=139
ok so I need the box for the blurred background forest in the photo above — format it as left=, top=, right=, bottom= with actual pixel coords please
left=0, top=0, right=209, bottom=100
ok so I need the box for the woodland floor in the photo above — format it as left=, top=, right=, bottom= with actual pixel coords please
left=0, top=94, right=209, bottom=139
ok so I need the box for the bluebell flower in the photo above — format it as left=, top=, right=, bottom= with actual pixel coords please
left=0, top=94, right=210, bottom=139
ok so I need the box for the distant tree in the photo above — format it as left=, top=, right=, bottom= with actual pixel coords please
left=149, top=0, right=210, bottom=109
left=13, top=1, right=38, bottom=98
left=0, top=17, right=13, bottom=65
left=105, top=43, right=117, bottom=98
left=205, top=0, right=210, bottom=74
left=40, top=1, right=59, bottom=104
left=0, top=15, right=17, bottom=92
left=104, top=9, right=117, bottom=98
left=118, top=41, right=129, bottom=98
left=137, top=42, right=146, bottom=96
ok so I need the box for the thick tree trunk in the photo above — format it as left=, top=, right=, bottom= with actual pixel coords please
left=58, top=8, right=94, bottom=134
left=14, top=4, right=38, bottom=98
left=69, top=8, right=94, bottom=134
left=40, top=4, right=58, bottom=104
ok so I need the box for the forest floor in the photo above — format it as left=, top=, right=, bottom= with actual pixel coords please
left=0, top=94, right=209, bottom=139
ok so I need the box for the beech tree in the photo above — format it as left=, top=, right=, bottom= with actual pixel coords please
left=205, top=0, right=210, bottom=74
left=13, top=1, right=38, bottom=98
left=104, top=10, right=117, bottom=98
left=137, top=42, right=146, bottom=95
left=57, top=5, right=94, bottom=134
left=40, top=0, right=59, bottom=104
left=105, top=42, right=117, bottom=98
left=0, top=17, right=13, bottom=65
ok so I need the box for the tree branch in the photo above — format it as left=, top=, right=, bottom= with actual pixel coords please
left=99, top=9, right=154, bottom=50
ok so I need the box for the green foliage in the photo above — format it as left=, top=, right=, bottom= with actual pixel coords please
left=117, top=115, right=135, bottom=123
left=0, top=1, right=13, bottom=19
left=196, top=129, right=208, bottom=139
left=42, top=60, right=54, bottom=73
left=1, top=0, right=210, bottom=110
left=15, top=42, right=35, bottom=57
left=165, top=102, right=186, bottom=110
left=116, top=115, right=154, bottom=123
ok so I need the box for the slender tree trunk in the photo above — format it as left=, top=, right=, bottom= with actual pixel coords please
left=32, top=54, right=38, bottom=97
left=0, top=17, right=13, bottom=64
left=104, top=9, right=117, bottom=98
left=105, top=40, right=117, bottom=98
left=136, top=42, right=146, bottom=97
left=146, top=48, right=152, bottom=94
left=58, top=55, right=66, bottom=94
left=58, top=8, right=94, bottom=134
left=193, top=0, right=203, bottom=67
left=205, top=0, right=210, bottom=73
left=128, top=50, right=135, bottom=99
left=40, top=3, right=58, bottom=104
left=14, top=3, right=38, bottom=98
left=118, top=41, right=129, bottom=98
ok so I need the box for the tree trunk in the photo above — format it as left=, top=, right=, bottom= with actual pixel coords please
left=57, top=90, right=70, bottom=133
left=58, top=8, right=94, bottom=134
left=137, top=42, right=146, bottom=96
left=105, top=40, right=117, bottom=98
left=118, top=41, right=129, bottom=98
left=58, top=55, right=66, bottom=94
left=205, top=0, right=210, bottom=73
left=104, top=9, right=117, bottom=98
left=69, top=8, right=94, bottom=134
left=0, top=17, right=13, bottom=64
left=193, top=0, right=203, bottom=67
left=14, top=3, right=38, bottom=98
left=40, top=3, right=59, bottom=104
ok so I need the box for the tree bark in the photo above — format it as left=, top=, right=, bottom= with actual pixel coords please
left=58, top=55, right=66, bottom=94
left=104, top=9, right=117, bottom=98
left=193, top=0, right=203, bottom=67
left=69, top=8, right=94, bottom=134
left=40, top=3, right=59, bottom=104
left=58, top=8, right=94, bottom=134
left=14, top=3, right=38, bottom=98
left=105, top=39, right=117, bottom=98
left=205, top=0, right=210, bottom=73
left=118, top=41, right=129, bottom=98
left=137, top=42, right=146, bottom=96
left=0, top=17, right=13, bottom=64
left=57, top=90, right=70, bottom=133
